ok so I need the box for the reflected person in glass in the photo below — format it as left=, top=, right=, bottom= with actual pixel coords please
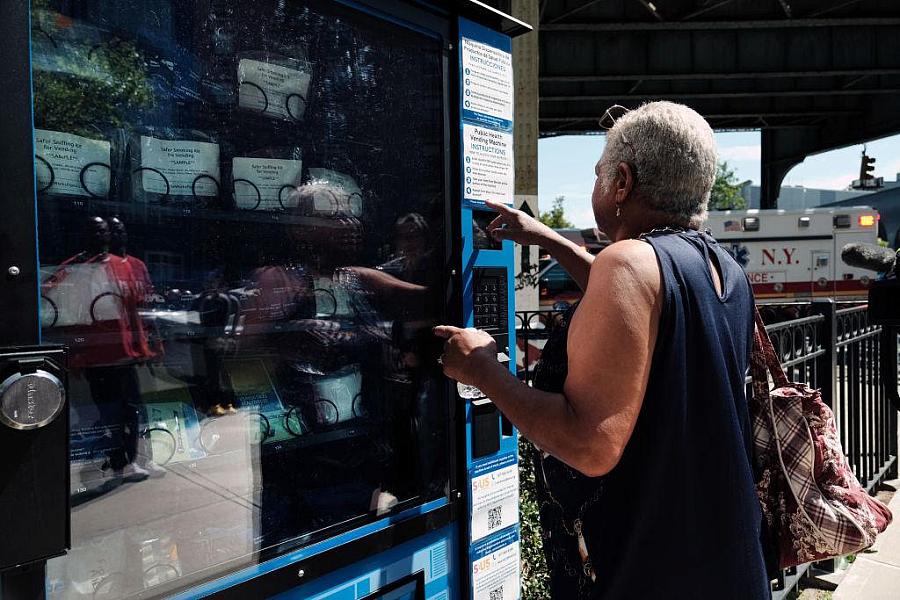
left=43, top=217, right=161, bottom=482
left=345, top=212, right=446, bottom=505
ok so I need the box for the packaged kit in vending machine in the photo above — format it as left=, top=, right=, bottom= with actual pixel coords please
left=228, top=146, right=304, bottom=211
left=236, top=51, right=313, bottom=123
left=128, top=128, right=221, bottom=206
left=33, top=128, right=124, bottom=201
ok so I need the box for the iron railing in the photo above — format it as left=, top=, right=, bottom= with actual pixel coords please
left=515, top=309, right=567, bottom=387
left=515, top=300, right=900, bottom=598
left=833, top=306, right=899, bottom=490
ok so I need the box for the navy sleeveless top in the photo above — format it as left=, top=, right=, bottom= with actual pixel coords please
left=531, top=230, right=770, bottom=599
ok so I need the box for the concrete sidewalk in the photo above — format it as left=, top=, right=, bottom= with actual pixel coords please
left=833, top=480, right=900, bottom=600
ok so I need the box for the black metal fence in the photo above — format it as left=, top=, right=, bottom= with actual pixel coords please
left=515, top=300, right=900, bottom=598
left=515, top=309, right=566, bottom=387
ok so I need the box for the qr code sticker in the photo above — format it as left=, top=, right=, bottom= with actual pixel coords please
left=489, top=585, right=504, bottom=600
left=488, top=506, right=503, bottom=531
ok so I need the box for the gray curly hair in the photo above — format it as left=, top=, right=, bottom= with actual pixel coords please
left=600, top=101, right=717, bottom=223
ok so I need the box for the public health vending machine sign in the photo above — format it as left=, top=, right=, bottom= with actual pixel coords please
left=459, top=17, right=521, bottom=600
left=460, top=19, right=514, bottom=209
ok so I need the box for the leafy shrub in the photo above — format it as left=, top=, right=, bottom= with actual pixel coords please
left=519, top=437, right=551, bottom=599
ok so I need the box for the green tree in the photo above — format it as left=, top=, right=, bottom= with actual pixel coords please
left=31, top=6, right=154, bottom=135
left=708, top=162, right=748, bottom=211
left=539, top=195, right=575, bottom=229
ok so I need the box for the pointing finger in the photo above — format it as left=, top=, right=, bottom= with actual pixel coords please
left=433, top=325, right=464, bottom=339
left=484, top=199, right=515, bottom=214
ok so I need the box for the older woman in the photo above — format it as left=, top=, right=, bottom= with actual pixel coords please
left=435, top=102, right=769, bottom=598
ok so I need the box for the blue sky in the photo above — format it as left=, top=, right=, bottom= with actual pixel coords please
left=538, top=131, right=900, bottom=228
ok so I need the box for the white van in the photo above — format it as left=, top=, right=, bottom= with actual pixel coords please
left=705, top=207, right=880, bottom=300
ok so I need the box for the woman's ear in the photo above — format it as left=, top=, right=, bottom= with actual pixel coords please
left=616, top=161, right=636, bottom=202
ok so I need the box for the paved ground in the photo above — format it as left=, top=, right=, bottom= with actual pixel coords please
left=831, top=479, right=900, bottom=600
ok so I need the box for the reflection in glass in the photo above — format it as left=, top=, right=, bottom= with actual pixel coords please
left=33, top=0, right=448, bottom=597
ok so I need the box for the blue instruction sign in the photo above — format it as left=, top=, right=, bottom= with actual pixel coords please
left=459, top=18, right=514, bottom=209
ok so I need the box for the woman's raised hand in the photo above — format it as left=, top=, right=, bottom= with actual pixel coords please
left=484, top=199, right=555, bottom=247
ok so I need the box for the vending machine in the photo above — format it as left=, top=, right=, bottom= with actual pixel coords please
left=0, top=1, right=528, bottom=598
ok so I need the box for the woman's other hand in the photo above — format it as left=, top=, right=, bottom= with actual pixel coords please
left=485, top=199, right=555, bottom=246
left=433, top=325, right=498, bottom=386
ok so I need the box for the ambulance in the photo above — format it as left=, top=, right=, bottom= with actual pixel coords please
left=705, top=207, right=881, bottom=300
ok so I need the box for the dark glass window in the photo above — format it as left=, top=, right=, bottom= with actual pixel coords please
left=32, top=1, right=449, bottom=596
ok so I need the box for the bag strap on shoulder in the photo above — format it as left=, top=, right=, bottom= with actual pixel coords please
left=751, top=307, right=790, bottom=397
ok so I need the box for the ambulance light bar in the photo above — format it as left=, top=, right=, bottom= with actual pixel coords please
left=798, top=216, right=811, bottom=228
left=834, top=214, right=851, bottom=229
left=858, top=214, right=877, bottom=227
left=743, top=217, right=760, bottom=231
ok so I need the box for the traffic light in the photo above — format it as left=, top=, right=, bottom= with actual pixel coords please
left=860, top=152, right=876, bottom=181
left=852, top=149, right=884, bottom=190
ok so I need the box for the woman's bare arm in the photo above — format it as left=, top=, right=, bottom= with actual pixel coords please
left=435, top=240, right=662, bottom=476
left=484, top=200, right=594, bottom=290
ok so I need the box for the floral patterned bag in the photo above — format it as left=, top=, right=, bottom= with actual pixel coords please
left=750, top=309, right=892, bottom=569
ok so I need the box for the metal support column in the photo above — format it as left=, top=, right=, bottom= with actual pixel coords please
left=511, top=0, right=540, bottom=312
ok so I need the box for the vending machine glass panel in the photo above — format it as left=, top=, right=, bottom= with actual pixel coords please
left=31, top=0, right=450, bottom=596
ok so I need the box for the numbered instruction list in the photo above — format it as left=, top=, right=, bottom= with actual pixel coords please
left=463, top=124, right=513, bottom=206
left=461, top=37, right=513, bottom=125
